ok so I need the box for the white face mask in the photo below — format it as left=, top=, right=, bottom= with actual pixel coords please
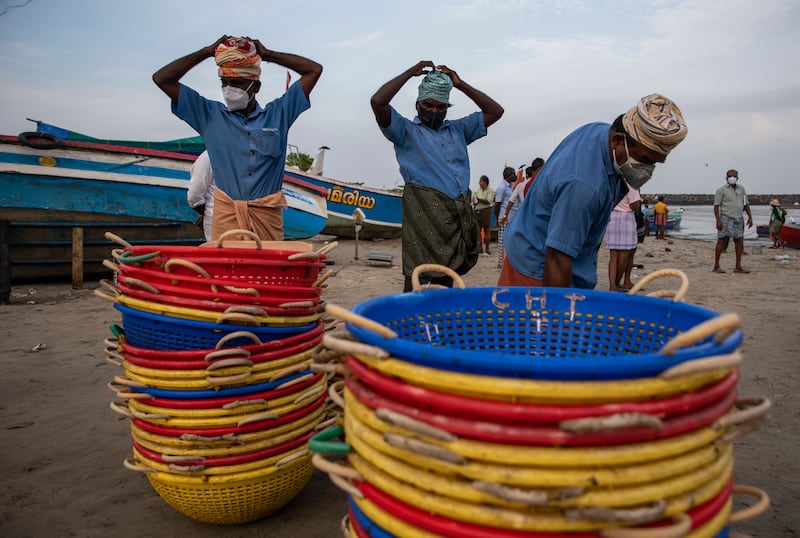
left=222, top=81, right=254, bottom=111
left=613, top=137, right=655, bottom=190
left=727, top=176, right=738, bottom=185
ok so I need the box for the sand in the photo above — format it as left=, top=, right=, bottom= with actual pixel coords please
left=1, top=234, right=798, bottom=537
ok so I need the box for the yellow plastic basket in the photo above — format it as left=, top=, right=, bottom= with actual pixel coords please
left=135, top=451, right=314, bottom=524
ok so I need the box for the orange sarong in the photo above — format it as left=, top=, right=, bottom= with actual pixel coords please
left=211, top=188, right=287, bottom=241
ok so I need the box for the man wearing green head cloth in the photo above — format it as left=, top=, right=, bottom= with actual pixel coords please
left=371, top=62, right=504, bottom=292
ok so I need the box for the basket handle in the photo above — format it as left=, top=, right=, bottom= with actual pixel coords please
left=729, top=485, right=770, bottom=523
left=288, top=251, right=321, bottom=261
left=222, top=285, right=260, bottom=296
left=120, top=277, right=159, bottom=294
left=375, top=408, right=457, bottom=442
left=223, top=305, right=268, bottom=317
left=102, top=259, right=121, bottom=274
left=98, top=279, right=120, bottom=296
left=411, top=263, right=466, bottom=291
left=713, top=397, right=771, bottom=429
left=164, top=258, right=211, bottom=278
left=658, top=313, right=741, bottom=356
left=279, top=300, right=315, bottom=308
left=275, top=372, right=314, bottom=390
left=215, top=312, right=262, bottom=326
left=216, top=229, right=262, bottom=249
left=599, top=512, right=690, bottom=538
left=110, top=248, right=125, bottom=262
left=205, top=357, right=254, bottom=371
left=308, top=426, right=351, bottom=454
left=324, top=305, right=397, bottom=339
left=658, top=352, right=742, bottom=379
left=107, top=381, right=152, bottom=400
left=204, top=347, right=252, bottom=362
left=214, top=331, right=262, bottom=349
left=312, top=269, right=334, bottom=288
left=471, top=480, right=549, bottom=506
left=118, top=250, right=160, bottom=264
left=559, top=412, right=664, bottom=433
left=105, top=231, right=131, bottom=248
left=627, top=269, right=689, bottom=302
left=113, top=375, right=147, bottom=388
left=328, top=380, right=345, bottom=409
left=93, top=289, right=120, bottom=304
left=236, top=410, right=279, bottom=427
left=275, top=448, right=310, bottom=467
left=313, top=451, right=365, bottom=499
left=268, top=363, right=310, bottom=382
left=311, top=362, right=348, bottom=375
left=222, top=398, right=268, bottom=410
left=105, top=350, right=124, bottom=367
left=384, top=432, right=467, bottom=464
left=294, top=385, right=325, bottom=404
left=109, top=400, right=132, bottom=418
left=317, top=241, right=338, bottom=255
left=123, top=457, right=155, bottom=473
left=206, top=371, right=251, bottom=386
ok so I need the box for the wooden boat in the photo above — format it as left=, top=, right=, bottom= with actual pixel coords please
left=646, top=208, right=684, bottom=232
left=0, top=130, right=327, bottom=282
left=284, top=147, right=403, bottom=239
left=778, top=222, right=800, bottom=248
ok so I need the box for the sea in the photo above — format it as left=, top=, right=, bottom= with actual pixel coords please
left=662, top=205, right=799, bottom=244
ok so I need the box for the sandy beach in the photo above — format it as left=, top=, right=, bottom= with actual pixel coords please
left=1, top=233, right=798, bottom=537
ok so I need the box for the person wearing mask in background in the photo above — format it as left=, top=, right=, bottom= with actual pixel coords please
left=712, top=169, right=753, bottom=273
left=501, top=158, right=545, bottom=225
left=153, top=35, right=322, bottom=240
left=371, top=62, right=504, bottom=292
left=187, top=150, right=215, bottom=241
left=473, top=175, right=495, bottom=255
left=499, top=94, right=687, bottom=289
left=653, top=195, right=668, bottom=239
left=768, top=198, right=786, bottom=249
left=494, top=166, right=515, bottom=271
left=605, top=186, right=642, bottom=291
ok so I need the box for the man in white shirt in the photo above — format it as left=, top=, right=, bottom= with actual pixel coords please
left=187, top=150, right=215, bottom=241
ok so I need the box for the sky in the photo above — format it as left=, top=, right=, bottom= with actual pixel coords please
left=1, top=0, right=798, bottom=196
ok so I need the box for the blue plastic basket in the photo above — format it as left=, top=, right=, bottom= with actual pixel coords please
left=347, top=287, right=742, bottom=381
left=115, top=304, right=316, bottom=351
left=348, top=497, right=394, bottom=538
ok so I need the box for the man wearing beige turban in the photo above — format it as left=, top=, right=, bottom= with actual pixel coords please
left=153, top=36, right=322, bottom=240
left=499, top=94, right=687, bottom=289
left=371, top=62, right=504, bottom=292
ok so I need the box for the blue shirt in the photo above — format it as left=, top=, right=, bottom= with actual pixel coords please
left=495, top=180, right=513, bottom=216
left=173, top=81, right=310, bottom=200
left=380, top=107, right=486, bottom=199
left=504, top=122, right=625, bottom=289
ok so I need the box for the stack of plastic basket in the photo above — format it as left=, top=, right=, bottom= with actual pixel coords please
left=100, top=230, right=336, bottom=525
left=311, top=265, right=770, bottom=538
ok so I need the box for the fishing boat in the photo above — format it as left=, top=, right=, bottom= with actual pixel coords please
left=285, top=147, right=403, bottom=239
left=0, top=127, right=327, bottom=282
left=646, top=208, right=684, bottom=232
left=778, top=222, right=800, bottom=248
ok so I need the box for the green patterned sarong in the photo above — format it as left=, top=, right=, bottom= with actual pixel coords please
left=401, top=183, right=480, bottom=277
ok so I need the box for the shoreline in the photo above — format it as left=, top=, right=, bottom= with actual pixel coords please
left=0, top=236, right=797, bottom=537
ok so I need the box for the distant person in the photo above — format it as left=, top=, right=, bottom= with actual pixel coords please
left=653, top=195, right=668, bottom=239
left=370, top=62, right=504, bottom=292
left=472, top=175, right=495, bottom=255
left=769, top=198, right=786, bottom=249
left=605, top=186, right=641, bottom=292
left=187, top=150, right=215, bottom=241
left=501, top=158, right=544, bottom=224
left=153, top=35, right=322, bottom=240
left=499, top=94, right=687, bottom=288
left=494, top=167, right=515, bottom=270
left=712, top=169, right=753, bottom=273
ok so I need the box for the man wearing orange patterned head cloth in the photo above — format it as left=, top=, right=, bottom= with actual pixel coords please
left=500, top=94, right=687, bottom=289
left=153, top=36, right=322, bottom=240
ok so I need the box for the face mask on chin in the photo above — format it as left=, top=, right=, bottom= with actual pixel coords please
left=417, top=106, right=445, bottom=130
left=613, top=137, right=655, bottom=190
left=222, top=81, right=254, bottom=111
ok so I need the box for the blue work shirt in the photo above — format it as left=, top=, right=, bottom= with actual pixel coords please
left=380, top=107, right=486, bottom=199
left=504, top=122, right=626, bottom=289
left=173, top=81, right=310, bottom=200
